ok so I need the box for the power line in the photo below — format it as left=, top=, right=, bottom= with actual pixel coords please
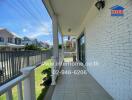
left=6, top=0, right=29, bottom=20
left=17, top=0, right=45, bottom=26
left=26, top=0, right=44, bottom=19
left=6, top=0, right=46, bottom=27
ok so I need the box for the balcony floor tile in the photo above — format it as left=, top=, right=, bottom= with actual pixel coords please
left=51, top=62, right=113, bottom=100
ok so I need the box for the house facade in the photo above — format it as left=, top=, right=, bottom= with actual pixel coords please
left=43, top=0, right=132, bottom=100
left=39, top=41, right=50, bottom=49
left=0, top=28, right=24, bottom=51
left=22, top=37, right=41, bottom=46
left=22, top=37, right=35, bottom=46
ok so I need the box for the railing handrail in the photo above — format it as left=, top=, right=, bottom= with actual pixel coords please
left=0, top=50, right=50, bottom=52
left=0, top=65, right=38, bottom=100
left=0, top=65, right=36, bottom=95
left=0, top=73, right=25, bottom=95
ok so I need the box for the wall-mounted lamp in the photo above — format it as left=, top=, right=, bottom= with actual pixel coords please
left=95, top=0, right=105, bottom=10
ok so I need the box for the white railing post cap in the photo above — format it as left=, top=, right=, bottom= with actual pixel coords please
left=20, top=66, right=35, bottom=74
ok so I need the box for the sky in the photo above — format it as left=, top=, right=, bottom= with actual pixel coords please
left=0, top=0, right=54, bottom=45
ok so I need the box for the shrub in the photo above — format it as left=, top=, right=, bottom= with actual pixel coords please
left=41, top=68, right=51, bottom=87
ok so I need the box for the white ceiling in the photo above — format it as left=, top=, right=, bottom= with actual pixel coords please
left=44, top=0, right=95, bottom=36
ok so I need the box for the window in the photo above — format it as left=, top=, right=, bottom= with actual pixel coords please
left=78, top=33, right=85, bottom=64
left=15, top=38, right=21, bottom=44
left=8, top=38, right=13, bottom=43
left=0, top=37, right=4, bottom=42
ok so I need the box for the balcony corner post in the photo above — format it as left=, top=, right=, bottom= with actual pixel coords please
left=21, top=67, right=36, bottom=100
left=6, top=89, right=13, bottom=100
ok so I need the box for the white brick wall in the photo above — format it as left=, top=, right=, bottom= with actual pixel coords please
left=85, top=0, right=132, bottom=100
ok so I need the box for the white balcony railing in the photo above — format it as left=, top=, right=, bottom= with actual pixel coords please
left=0, top=66, right=37, bottom=100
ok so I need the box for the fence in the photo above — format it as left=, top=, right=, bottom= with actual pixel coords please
left=0, top=50, right=52, bottom=86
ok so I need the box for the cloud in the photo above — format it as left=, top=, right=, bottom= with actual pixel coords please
left=23, top=21, right=52, bottom=38
left=22, top=28, right=27, bottom=32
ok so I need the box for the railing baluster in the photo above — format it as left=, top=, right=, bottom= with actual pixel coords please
left=11, top=52, right=15, bottom=77
left=6, top=52, right=10, bottom=80
left=1, top=52, right=4, bottom=83
left=17, top=82, right=23, bottom=100
left=3, top=52, right=7, bottom=80
left=0, top=50, right=52, bottom=85
left=6, top=89, right=13, bottom=100
left=15, top=51, right=18, bottom=75
left=27, top=52, right=29, bottom=66
left=9, top=52, right=12, bottom=79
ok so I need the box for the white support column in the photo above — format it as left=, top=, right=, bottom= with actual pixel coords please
left=21, top=67, right=36, bottom=100
left=51, top=15, right=59, bottom=85
left=17, top=82, right=23, bottom=100
left=6, top=89, right=13, bottom=100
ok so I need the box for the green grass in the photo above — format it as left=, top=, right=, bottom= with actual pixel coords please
left=36, top=59, right=52, bottom=100
left=0, top=59, right=52, bottom=100
left=64, top=57, right=73, bottom=62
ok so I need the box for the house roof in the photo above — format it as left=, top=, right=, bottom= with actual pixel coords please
left=11, top=32, right=22, bottom=39
left=0, top=28, right=5, bottom=30
left=0, top=28, right=14, bottom=37
left=111, top=5, right=125, bottom=10
left=0, top=28, right=22, bottom=38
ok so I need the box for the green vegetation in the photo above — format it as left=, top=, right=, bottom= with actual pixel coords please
left=25, top=44, right=51, bottom=52
left=36, top=60, right=52, bottom=100
left=64, top=57, right=73, bottom=62
left=25, top=44, right=41, bottom=50
left=58, top=44, right=62, bottom=49
left=41, top=48, right=50, bottom=51
left=37, top=68, right=52, bottom=100
left=0, top=59, right=52, bottom=100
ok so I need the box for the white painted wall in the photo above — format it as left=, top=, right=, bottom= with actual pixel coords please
left=0, top=29, right=14, bottom=44
left=84, top=0, right=132, bottom=100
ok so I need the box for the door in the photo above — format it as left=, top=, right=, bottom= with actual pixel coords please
left=78, top=33, right=85, bottom=64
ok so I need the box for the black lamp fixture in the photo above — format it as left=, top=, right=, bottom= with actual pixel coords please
left=95, top=0, right=105, bottom=10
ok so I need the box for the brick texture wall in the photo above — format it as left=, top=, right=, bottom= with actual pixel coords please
left=85, top=0, right=132, bottom=100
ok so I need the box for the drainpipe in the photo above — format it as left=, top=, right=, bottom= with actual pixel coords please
left=76, top=39, right=78, bottom=61
left=61, top=33, right=64, bottom=61
left=51, top=15, right=59, bottom=85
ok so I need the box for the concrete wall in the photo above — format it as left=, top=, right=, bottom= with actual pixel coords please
left=84, top=0, right=132, bottom=100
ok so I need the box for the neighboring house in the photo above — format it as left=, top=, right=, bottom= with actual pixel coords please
left=64, top=36, right=76, bottom=52
left=22, top=37, right=40, bottom=46
left=40, top=41, right=50, bottom=49
left=0, top=28, right=24, bottom=51
left=32, top=38, right=39, bottom=46
left=22, top=37, right=34, bottom=45
left=22, top=37, right=50, bottom=49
